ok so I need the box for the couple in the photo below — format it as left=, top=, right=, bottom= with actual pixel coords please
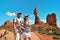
left=13, top=12, right=31, bottom=40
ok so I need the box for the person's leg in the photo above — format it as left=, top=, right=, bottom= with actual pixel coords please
left=28, top=32, right=31, bottom=40
left=23, top=37, right=27, bottom=40
left=28, top=37, right=31, bottom=40
left=15, top=33, right=20, bottom=40
left=19, top=33, right=21, bottom=40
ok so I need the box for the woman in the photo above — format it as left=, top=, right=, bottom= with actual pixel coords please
left=22, top=15, right=31, bottom=40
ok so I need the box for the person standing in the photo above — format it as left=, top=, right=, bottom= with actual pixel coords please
left=13, top=12, right=24, bottom=40
left=22, top=15, right=31, bottom=40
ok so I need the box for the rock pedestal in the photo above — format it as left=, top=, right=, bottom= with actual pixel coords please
left=46, top=13, right=57, bottom=27
left=34, top=8, right=42, bottom=24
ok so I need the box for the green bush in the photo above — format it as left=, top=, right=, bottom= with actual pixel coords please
left=31, top=25, right=60, bottom=35
left=37, top=27, right=49, bottom=34
left=31, top=26, right=38, bottom=32
left=31, top=25, right=60, bottom=40
left=53, top=35, right=60, bottom=40
left=0, top=25, right=13, bottom=32
left=52, top=29, right=60, bottom=35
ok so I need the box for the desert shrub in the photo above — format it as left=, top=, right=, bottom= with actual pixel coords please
left=38, top=27, right=44, bottom=32
left=52, top=28, right=60, bottom=35
left=46, top=28, right=52, bottom=31
left=0, top=25, right=13, bottom=32
left=31, top=25, right=60, bottom=35
left=31, top=25, right=60, bottom=40
left=53, top=35, right=60, bottom=40
left=31, top=26, right=38, bottom=32
left=46, top=28, right=60, bottom=40
left=38, top=27, right=49, bottom=34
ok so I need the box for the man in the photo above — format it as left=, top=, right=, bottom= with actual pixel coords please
left=13, top=12, right=24, bottom=40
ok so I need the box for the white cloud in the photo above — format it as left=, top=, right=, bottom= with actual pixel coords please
left=6, top=11, right=16, bottom=16
left=28, top=19, right=46, bottom=25
left=0, top=24, right=2, bottom=26
left=20, top=18, right=23, bottom=21
left=41, top=19, right=46, bottom=23
left=29, top=20, right=34, bottom=25
left=57, top=23, right=60, bottom=28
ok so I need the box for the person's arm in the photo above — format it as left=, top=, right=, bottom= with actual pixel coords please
left=19, top=23, right=25, bottom=30
left=20, top=21, right=25, bottom=30
left=28, top=21, right=31, bottom=32
left=13, top=23, right=17, bottom=35
left=13, top=23, right=17, bottom=33
left=13, top=18, right=17, bottom=34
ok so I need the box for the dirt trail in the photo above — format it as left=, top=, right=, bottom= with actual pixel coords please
left=0, top=29, right=53, bottom=40
left=0, top=29, right=40, bottom=40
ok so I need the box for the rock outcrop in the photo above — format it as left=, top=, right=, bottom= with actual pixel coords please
left=4, top=20, right=13, bottom=26
left=34, top=8, right=43, bottom=24
left=46, top=13, right=57, bottom=27
left=0, top=29, right=14, bottom=40
left=33, top=8, right=57, bottom=28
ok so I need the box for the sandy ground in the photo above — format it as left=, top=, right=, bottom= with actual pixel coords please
left=0, top=29, right=53, bottom=40
left=0, top=29, right=40, bottom=40
left=34, top=31, right=53, bottom=40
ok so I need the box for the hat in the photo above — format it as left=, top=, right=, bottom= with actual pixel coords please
left=17, top=12, right=22, bottom=15
left=24, top=14, right=29, bottom=19
left=24, top=14, right=29, bottom=17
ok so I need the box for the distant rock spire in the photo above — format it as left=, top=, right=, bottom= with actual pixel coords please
left=34, top=8, right=42, bottom=24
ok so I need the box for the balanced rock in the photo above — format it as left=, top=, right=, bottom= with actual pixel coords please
left=34, top=8, right=42, bottom=24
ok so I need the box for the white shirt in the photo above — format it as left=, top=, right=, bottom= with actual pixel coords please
left=13, top=17, right=21, bottom=27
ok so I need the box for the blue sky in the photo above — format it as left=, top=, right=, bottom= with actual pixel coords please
left=0, top=0, right=60, bottom=27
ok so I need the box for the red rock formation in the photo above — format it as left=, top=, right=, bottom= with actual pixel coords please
left=4, top=20, right=13, bottom=26
left=46, top=13, right=57, bottom=27
left=34, top=8, right=42, bottom=24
